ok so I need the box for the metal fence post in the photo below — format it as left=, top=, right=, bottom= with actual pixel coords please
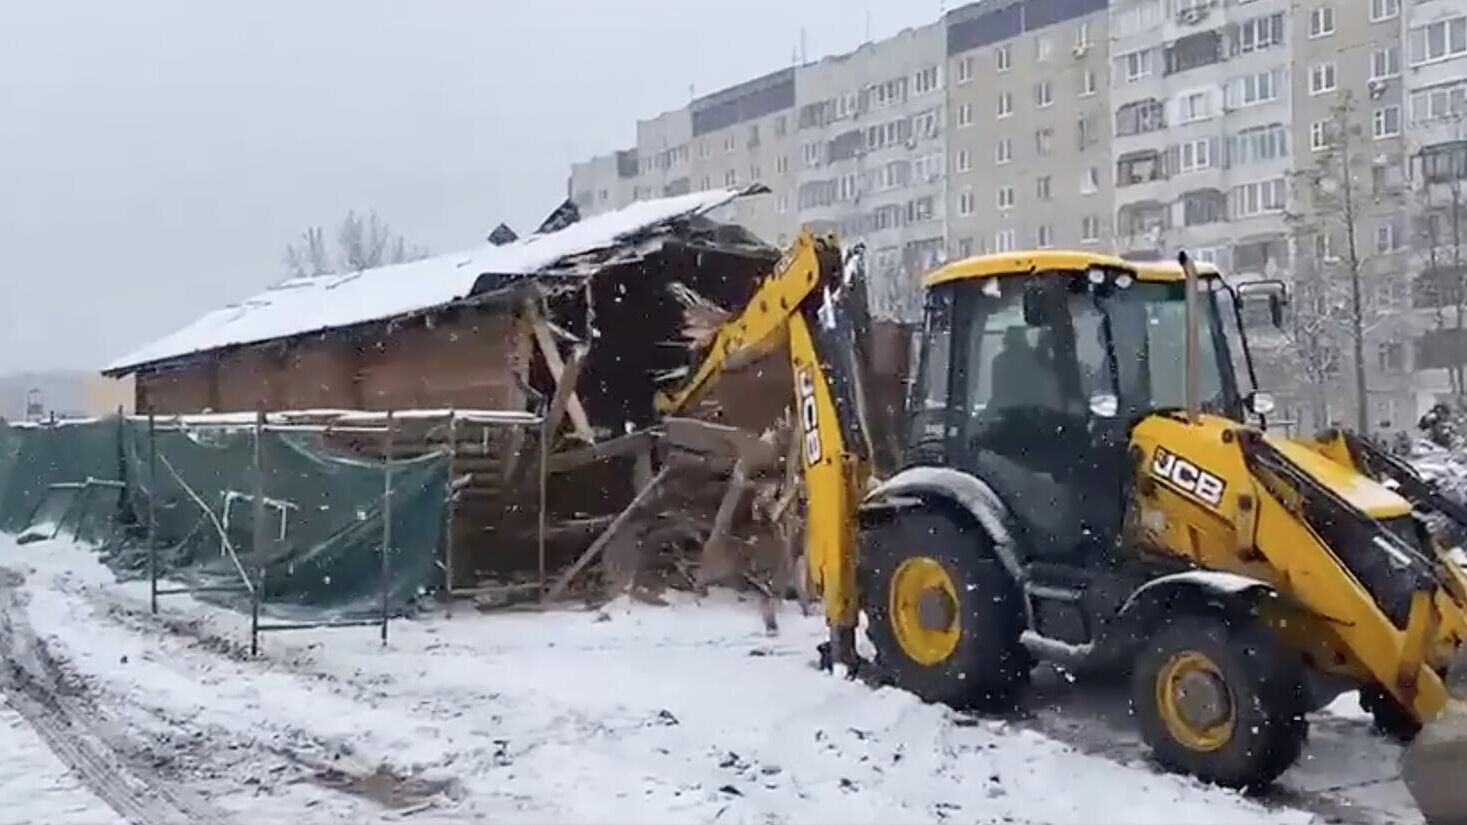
left=147, top=412, right=159, bottom=615
left=381, top=410, right=394, bottom=646
left=250, top=409, right=266, bottom=656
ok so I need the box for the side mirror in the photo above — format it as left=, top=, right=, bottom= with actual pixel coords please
left=1248, top=391, right=1276, bottom=416
left=1089, top=392, right=1119, bottom=419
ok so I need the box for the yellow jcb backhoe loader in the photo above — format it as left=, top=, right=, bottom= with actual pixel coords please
left=655, top=232, right=1467, bottom=822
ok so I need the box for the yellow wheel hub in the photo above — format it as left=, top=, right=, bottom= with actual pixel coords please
left=888, top=557, right=960, bottom=666
left=1156, top=650, right=1236, bottom=752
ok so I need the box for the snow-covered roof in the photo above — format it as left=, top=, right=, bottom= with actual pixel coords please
left=106, top=188, right=758, bottom=374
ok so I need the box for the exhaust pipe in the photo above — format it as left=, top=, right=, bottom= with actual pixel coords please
left=1403, top=648, right=1467, bottom=824
left=1178, top=250, right=1200, bottom=424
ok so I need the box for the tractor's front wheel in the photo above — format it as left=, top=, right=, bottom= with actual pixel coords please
left=862, top=508, right=1029, bottom=710
left=1131, top=612, right=1308, bottom=790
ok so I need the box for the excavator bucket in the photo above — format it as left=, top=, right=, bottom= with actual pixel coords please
left=1403, top=649, right=1467, bottom=825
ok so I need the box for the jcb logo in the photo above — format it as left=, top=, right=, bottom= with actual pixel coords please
left=797, top=368, right=822, bottom=465
left=1151, top=447, right=1226, bottom=507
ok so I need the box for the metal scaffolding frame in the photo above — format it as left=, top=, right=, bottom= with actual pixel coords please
left=143, top=410, right=396, bottom=654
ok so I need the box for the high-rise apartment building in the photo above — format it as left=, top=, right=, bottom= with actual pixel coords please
left=794, top=23, right=948, bottom=320
left=568, top=0, right=1467, bottom=435
left=946, top=0, right=1113, bottom=262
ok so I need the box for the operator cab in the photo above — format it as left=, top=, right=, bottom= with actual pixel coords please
left=905, top=250, right=1266, bottom=565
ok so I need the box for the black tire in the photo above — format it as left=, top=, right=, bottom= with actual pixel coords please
left=1131, top=612, right=1309, bottom=790
left=1360, top=686, right=1421, bottom=743
left=862, top=507, right=1029, bottom=709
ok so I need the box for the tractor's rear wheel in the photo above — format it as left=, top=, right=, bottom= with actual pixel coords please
left=1131, top=612, right=1308, bottom=790
left=862, top=508, right=1029, bottom=709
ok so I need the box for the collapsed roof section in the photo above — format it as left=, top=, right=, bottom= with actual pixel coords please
left=104, top=186, right=771, bottom=376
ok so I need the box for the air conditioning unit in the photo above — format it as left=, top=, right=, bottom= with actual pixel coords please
left=1073, top=44, right=1089, bottom=58
left=1368, top=79, right=1388, bottom=99
left=1178, top=6, right=1208, bottom=24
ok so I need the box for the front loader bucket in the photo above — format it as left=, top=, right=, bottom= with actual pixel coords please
left=1403, top=649, right=1467, bottom=824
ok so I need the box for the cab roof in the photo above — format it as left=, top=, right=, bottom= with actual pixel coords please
left=922, top=250, right=1222, bottom=289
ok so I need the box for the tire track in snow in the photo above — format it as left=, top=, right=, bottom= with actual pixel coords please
left=0, top=568, right=228, bottom=825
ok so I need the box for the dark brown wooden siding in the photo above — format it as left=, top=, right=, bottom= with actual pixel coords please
left=135, top=307, right=529, bottom=416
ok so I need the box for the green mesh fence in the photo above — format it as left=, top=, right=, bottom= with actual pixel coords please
left=0, top=416, right=448, bottom=620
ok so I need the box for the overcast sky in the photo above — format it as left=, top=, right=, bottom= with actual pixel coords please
left=0, top=0, right=944, bottom=375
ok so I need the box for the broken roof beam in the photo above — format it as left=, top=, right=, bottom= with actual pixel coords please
left=524, top=298, right=595, bottom=445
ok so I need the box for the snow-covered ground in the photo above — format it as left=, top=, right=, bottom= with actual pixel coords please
left=0, top=698, right=122, bottom=825
left=0, top=533, right=1413, bottom=824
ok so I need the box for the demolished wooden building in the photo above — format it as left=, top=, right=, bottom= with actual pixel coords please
left=102, top=188, right=803, bottom=597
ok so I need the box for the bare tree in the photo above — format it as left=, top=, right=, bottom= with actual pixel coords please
left=1287, top=92, right=1385, bottom=433
left=284, top=210, right=431, bottom=277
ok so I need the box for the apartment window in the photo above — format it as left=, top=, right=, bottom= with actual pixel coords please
left=773, top=116, right=787, bottom=138
left=1377, top=220, right=1402, bottom=254
left=1310, top=120, right=1332, bottom=151
left=724, top=135, right=736, bottom=153
left=699, top=140, right=709, bottom=158
left=750, top=164, right=761, bottom=181
left=1226, top=68, right=1281, bottom=108
left=958, top=189, right=975, bottom=216
left=914, top=66, right=940, bottom=96
left=1037, top=35, right=1054, bottom=63
left=1116, top=99, right=1166, bottom=136
left=998, top=186, right=1016, bottom=210
left=1411, top=16, right=1467, bottom=65
left=1035, top=80, right=1053, bottom=108
left=914, top=152, right=945, bottom=182
left=776, top=194, right=789, bottom=214
left=1081, top=215, right=1100, bottom=242
left=913, top=108, right=942, bottom=140
left=1036, top=224, right=1054, bottom=248
left=997, top=91, right=1013, bottom=118
left=1076, top=22, right=1092, bottom=49
left=1183, top=189, right=1227, bottom=226
left=775, top=155, right=788, bottom=175
left=1378, top=341, right=1406, bottom=372
left=1037, top=176, right=1052, bottom=201
left=996, top=137, right=1013, bottom=164
left=803, top=141, right=822, bottom=167
left=1234, top=13, right=1284, bottom=54
left=1078, top=114, right=1096, bottom=148
left=1411, top=81, right=1467, bottom=124
left=1229, top=123, right=1289, bottom=165
left=1232, top=178, right=1287, bottom=218
left=1116, top=0, right=1163, bottom=38
left=1178, top=90, right=1211, bottom=123
left=957, top=57, right=973, bottom=84
left=1036, top=128, right=1054, bottom=156
left=725, top=169, right=737, bottom=186
left=997, top=44, right=1012, bottom=72
left=1371, top=46, right=1401, bottom=80
left=995, top=229, right=1017, bottom=252
left=700, top=176, right=710, bottom=191
left=1180, top=138, right=1212, bottom=172
left=1315, top=232, right=1337, bottom=263
left=1080, top=69, right=1097, bottom=97
left=1118, top=49, right=1154, bottom=82
left=957, top=103, right=973, bottom=128
left=1309, top=6, right=1335, bottom=39
left=957, top=150, right=972, bottom=173
left=1371, top=0, right=1399, bottom=22
left=1373, top=106, right=1401, bottom=139
left=954, top=237, right=973, bottom=259
left=1310, top=62, right=1338, bottom=95
left=1082, top=166, right=1101, bottom=194
left=1117, top=150, right=1163, bottom=186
